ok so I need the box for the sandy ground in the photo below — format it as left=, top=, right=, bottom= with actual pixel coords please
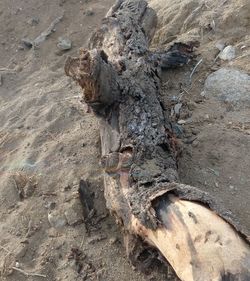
left=0, top=0, right=249, bottom=280
left=150, top=0, right=250, bottom=234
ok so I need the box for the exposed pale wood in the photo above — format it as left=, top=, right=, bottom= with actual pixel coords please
left=132, top=195, right=250, bottom=281
left=65, top=1, right=250, bottom=280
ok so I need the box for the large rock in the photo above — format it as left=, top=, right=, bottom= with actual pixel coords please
left=203, top=68, right=250, bottom=108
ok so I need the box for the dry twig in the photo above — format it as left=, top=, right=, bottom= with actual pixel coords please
left=189, top=58, right=203, bottom=84
left=0, top=245, right=11, bottom=254
left=12, top=266, right=47, bottom=278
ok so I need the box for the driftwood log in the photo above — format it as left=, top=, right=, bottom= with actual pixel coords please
left=65, top=1, right=250, bottom=280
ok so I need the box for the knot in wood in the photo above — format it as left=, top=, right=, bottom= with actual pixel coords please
left=101, top=150, right=133, bottom=174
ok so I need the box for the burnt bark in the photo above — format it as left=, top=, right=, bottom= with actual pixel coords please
left=65, top=1, right=250, bottom=280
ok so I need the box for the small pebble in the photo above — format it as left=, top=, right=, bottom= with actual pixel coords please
left=219, top=45, right=236, bottom=61
left=64, top=199, right=84, bottom=226
left=170, top=96, right=178, bottom=103
left=174, top=103, right=182, bottom=115
left=84, top=9, right=94, bottom=16
left=109, top=237, right=118, bottom=245
left=215, top=41, right=225, bottom=51
left=192, top=140, right=199, bottom=147
left=21, top=38, right=33, bottom=48
left=48, top=210, right=67, bottom=228
left=57, top=37, right=72, bottom=50
left=172, top=123, right=184, bottom=138
left=14, top=65, right=23, bottom=72
left=177, top=119, right=186, bottom=125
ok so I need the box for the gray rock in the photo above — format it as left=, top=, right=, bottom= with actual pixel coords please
left=57, top=37, right=72, bottom=50
left=14, top=65, right=23, bottom=72
left=64, top=199, right=83, bottom=226
left=215, top=41, right=225, bottom=51
left=174, top=103, right=182, bottom=115
left=219, top=45, right=236, bottom=61
left=84, top=9, right=94, bottom=16
left=192, top=140, right=199, bottom=147
left=48, top=210, right=67, bottom=228
left=177, top=119, right=186, bottom=125
left=170, top=96, right=179, bottom=103
left=203, top=68, right=250, bottom=108
left=21, top=38, right=33, bottom=48
left=177, top=118, right=192, bottom=125
left=172, top=123, right=184, bottom=138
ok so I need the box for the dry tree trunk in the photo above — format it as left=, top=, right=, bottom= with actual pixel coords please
left=65, top=1, right=250, bottom=280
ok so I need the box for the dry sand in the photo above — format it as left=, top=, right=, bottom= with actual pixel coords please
left=0, top=0, right=249, bottom=280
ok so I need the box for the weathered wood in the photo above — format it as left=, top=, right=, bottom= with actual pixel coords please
left=65, top=1, right=250, bottom=280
